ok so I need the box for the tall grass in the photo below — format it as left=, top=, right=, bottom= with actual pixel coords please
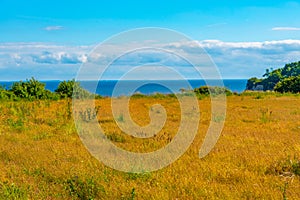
left=0, top=95, right=299, bottom=199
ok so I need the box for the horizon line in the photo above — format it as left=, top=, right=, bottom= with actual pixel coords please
left=0, top=78, right=249, bottom=82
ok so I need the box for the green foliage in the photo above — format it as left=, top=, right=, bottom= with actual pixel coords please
left=0, top=78, right=100, bottom=101
left=55, top=80, right=75, bottom=98
left=55, top=79, right=96, bottom=99
left=281, top=61, right=300, bottom=77
left=78, top=106, right=100, bottom=122
left=247, top=61, right=300, bottom=92
left=261, top=69, right=283, bottom=91
left=246, top=77, right=263, bottom=90
left=6, top=118, right=25, bottom=131
left=0, top=182, right=27, bottom=199
left=10, top=77, right=55, bottom=100
left=131, top=188, right=136, bottom=200
left=193, top=86, right=232, bottom=96
left=65, top=176, right=104, bottom=200
left=265, top=157, right=300, bottom=176
left=131, top=93, right=147, bottom=98
left=116, top=113, right=125, bottom=122
left=107, top=132, right=125, bottom=143
left=0, top=86, right=16, bottom=100
left=274, top=75, right=300, bottom=93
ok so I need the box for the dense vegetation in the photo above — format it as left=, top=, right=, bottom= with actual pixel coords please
left=246, top=61, right=300, bottom=93
left=0, top=78, right=234, bottom=101
left=0, top=78, right=97, bottom=100
left=55, top=79, right=96, bottom=99
left=1, top=71, right=300, bottom=102
left=193, top=86, right=232, bottom=96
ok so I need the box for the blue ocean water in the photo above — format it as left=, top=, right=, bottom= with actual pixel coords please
left=0, top=79, right=247, bottom=97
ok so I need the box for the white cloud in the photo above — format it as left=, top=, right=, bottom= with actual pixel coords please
left=0, top=43, right=92, bottom=79
left=0, top=40, right=300, bottom=79
left=184, top=39, right=300, bottom=49
left=32, top=51, right=88, bottom=64
left=166, top=39, right=300, bottom=78
left=44, top=26, right=64, bottom=31
left=272, top=27, right=300, bottom=31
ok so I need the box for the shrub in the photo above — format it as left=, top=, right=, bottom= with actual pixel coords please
left=246, top=77, right=263, bottom=90
left=65, top=176, right=104, bottom=200
left=265, top=158, right=300, bottom=176
left=0, top=86, right=16, bottom=100
left=55, top=80, right=96, bottom=99
left=131, top=93, right=146, bottom=98
left=274, top=75, right=300, bottom=93
left=193, top=86, right=232, bottom=96
left=1, top=78, right=100, bottom=100
left=10, top=78, right=54, bottom=100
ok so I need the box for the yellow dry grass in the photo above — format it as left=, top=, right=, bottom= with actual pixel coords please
left=0, top=94, right=300, bottom=199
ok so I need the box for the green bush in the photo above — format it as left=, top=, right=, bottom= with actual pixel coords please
left=246, top=77, right=263, bottom=90
left=266, top=157, right=300, bottom=176
left=9, top=78, right=55, bottom=100
left=0, top=86, right=16, bottom=100
left=55, top=80, right=96, bottom=99
left=193, top=86, right=232, bottom=96
left=65, top=176, right=104, bottom=200
left=274, top=75, right=300, bottom=93
left=0, top=78, right=101, bottom=101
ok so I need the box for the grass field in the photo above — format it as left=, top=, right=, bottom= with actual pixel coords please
left=0, top=94, right=300, bottom=199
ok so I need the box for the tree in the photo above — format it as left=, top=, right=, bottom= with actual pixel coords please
left=246, top=61, right=300, bottom=91
left=246, top=77, right=262, bottom=90
left=281, top=61, right=300, bottom=78
left=55, top=79, right=95, bottom=99
left=10, top=77, right=53, bottom=100
left=263, top=68, right=270, bottom=77
left=261, top=69, right=282, bottom=91
left=274, top=76, right=300, bottom=93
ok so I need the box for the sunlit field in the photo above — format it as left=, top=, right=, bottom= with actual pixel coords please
left=0, top=93, right=300, bottom=199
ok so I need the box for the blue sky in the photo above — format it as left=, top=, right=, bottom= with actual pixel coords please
left=1, top=0, right=300, bottom=80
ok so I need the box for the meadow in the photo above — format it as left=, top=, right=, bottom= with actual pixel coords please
left=0, top=93, right=300, bottom=199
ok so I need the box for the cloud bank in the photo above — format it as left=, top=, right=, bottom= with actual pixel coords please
left=0, top=39, right=300, bottom=80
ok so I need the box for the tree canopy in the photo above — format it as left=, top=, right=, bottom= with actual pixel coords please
left=55, top=79, right=95, bottom=99
left=246, top=61, right=300, bottom=93
left=0, top=78, right=98, bottom=100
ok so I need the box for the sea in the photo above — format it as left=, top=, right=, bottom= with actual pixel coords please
left=0, top=79, right=247, bottom=97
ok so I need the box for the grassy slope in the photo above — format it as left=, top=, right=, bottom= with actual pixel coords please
left=0, top=94, right=300, bottom=199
